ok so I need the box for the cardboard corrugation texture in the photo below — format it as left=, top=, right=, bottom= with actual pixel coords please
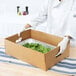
left=5, top=29, right=70, bottom=71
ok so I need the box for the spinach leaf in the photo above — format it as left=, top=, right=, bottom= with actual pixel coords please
left=23, top=43, right=53, bottom=53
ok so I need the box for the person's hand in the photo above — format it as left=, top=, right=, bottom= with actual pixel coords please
left=16, top=24, right=31, bottom=43
left=56, top=36, right=70, bottom=56
left=25, top=24, right=31, bottom=29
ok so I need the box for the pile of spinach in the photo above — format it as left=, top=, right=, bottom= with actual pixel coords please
left=23, top=43, right=53, bottom=53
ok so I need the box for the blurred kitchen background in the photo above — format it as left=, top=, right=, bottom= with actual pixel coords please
left=0, top=0, right=47, bottom=38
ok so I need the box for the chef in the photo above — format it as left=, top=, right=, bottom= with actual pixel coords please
left=25, top=0, right=76, bottom=56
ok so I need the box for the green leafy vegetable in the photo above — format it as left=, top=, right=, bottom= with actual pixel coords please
left=23, top=43, right=53, bottom=53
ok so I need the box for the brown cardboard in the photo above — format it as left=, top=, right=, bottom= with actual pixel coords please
left=5, top=29, right=70, bottom=71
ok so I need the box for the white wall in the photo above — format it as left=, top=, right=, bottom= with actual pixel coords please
left=0, top=0, right=46, bottom=38
left=0, top=0, right=45, bottom=16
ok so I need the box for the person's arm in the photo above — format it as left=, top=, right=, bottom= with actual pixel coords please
left=25, top=0, right=49, bottom=28
left=56, top=15, right=76, bottom=56
left=56, top=1, right=76, bottom=56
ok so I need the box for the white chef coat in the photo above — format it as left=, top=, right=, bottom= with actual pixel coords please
left=29, top=0, right=76, bottom=47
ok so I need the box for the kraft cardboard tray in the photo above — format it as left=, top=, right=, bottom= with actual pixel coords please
left=5, top=29, right=70, bottom=71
